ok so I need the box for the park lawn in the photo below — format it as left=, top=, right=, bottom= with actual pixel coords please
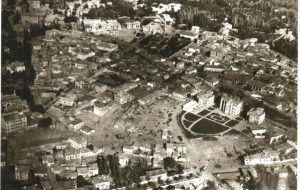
left=184, top=112, right=200, bottom=122
left=191, top=118, right=229, bottom=134
left=182, top=119, right=194, bottom=129
left=226, top=120, right=239, bottom=127
left=198, top=109, right=211, bottom=116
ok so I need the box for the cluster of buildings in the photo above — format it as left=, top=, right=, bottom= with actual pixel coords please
left=182, top=90, right=215, bottom=112
left=2, top=0, right=298, bottom=189
left=242, top=138, right=297, bottom=167
left=119, top=142, right=207, bottom=188
left=11, top=135, right=113, bottom=190
left=1, top=92, right=40, bottom=135
left=173, top=26, right=296, bottom=117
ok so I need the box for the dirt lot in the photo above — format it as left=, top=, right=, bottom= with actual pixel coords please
left=184, top=134, right=253, bottom=183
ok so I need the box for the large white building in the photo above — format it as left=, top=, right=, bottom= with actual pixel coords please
left=178, top=30, right=199, bottom=41
left=58, top=94, right=77, bottom=107
left=119, top=17, right=141, bottom=29
left=68, top=137, right=87, bottom=149
left=2, top=112, right=27, bottom=134
left=247, top=107, right=265, bottom=125
left=145, top=168, right=168, bottom=182
left=83, top=19, right=122, bottom=34
left=85, top=0, right=104, bottom=8
left=244, top=151, right=281, bottom=165
left=93, top=101, right=110, bottom=117
left=90, top=175, right=112, bottom=190
left=219, top=95, right=243, bottom=115
left=151, top=3, right=182, bottom=14
left=68, top=118, right=84, bottom=130
left=197, top=91, right=215, bottom=107
left=6, top=62, right=26, bottom=73
left=96, top=41, right=118, bottom=52
left=182, top=100, right=199, bottom=112
left=114, top=92, right=134, bottom=105
left=142, top=22, right=164, bottom=35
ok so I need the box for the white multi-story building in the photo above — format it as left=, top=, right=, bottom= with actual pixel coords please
left=96, top=41, right=118, bottom=52
left=244, top=151, right=280, bottom=165
left=90, top=175, right=112, bottom=190
left=64, top=147, right=96, bottom=161
left=114, top=92, right=134, bottom=105
left=85, top=0, right=104, bottom=8
left=80, top=126, right=95, bottom=135
left=145, top=168, right=168, bottom=182
left=161, top=129, right=169, bottom=140
left=191, top=26, right=200, bottom=33
left=142, top=22, right=164, bottom=35
left=178, top=30, right=199, bottom=41
left=151, top=3, right=182, bottom=14
left=93, top=101, right=108, bottom=116
left=83, top=19, right=122, bottom=34
left=68, top=118, right=84, bottom=130
left=119, top=154, right=129, bottom=168
left=119, top=17, right=141, bottom=29
left=247, top=107, right=265, bottom=125
left=6, top=62, right=26, bottom=73
left=15, top=165, right=30, bottom=182
left=2, top=112, right=27, bottom=134
left=182, top=100, right=199, bottom=112
left=68, top=137, right=87, bottom=149
left=219, top=95, right=243, bottom=115
left=166, top=143, right=187, bottom=157
left=251, top=128, right=267, bottom=139
left=30, top=0, right=40, bottom=9
left=122, top=145, right=136, bottom=154
left=58, top=94, right=77, bottom=107
left=197, top=91, right=215, bottom=107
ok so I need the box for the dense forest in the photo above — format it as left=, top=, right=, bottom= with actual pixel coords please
left=145, top=0, right=297, bottom=61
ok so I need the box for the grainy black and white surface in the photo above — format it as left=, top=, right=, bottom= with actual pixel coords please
left=1, top=0, right=297, bottom=189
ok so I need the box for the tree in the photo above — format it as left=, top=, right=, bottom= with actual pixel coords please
left=163, top=157, right=177, bottom=170
left=77, top=176, right=91, bottom=187
left=148, top=181, right=158, bottom=189
left=98, top=155, right=110, bottom=175
left=177, top=164, right=184, bottom=174
left=38, top=118, right=52, bottom=128
left=13, top=11, right=21, bottom=25
left=64, top=16, right=77, bottom=23
left=7, top=0, right=16, bottom=6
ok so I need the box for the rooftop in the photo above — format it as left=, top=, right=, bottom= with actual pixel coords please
left=145, top=168, right=167, bottom=177
left=247, top=107, right=265, bottom=116
left=69, top=118, right=83, bottom=125
left=91, top=175, right=112, bottom=183
left=178, top=30, right=198, bottom=37
left=80, top=126, right=95, bottom=133
left=2, top=112, right=26, bottom=122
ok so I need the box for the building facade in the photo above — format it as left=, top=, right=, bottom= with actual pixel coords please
left=219, top=95, right=243, bottom=115
left=2, top=112, right=27, bottom=134
left=198, top=91, right=215, bottom=107
left=247, top=107, right=265, bottom=125
left=244, top=151, right=280, bottom=165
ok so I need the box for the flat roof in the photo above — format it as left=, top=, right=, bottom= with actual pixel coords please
left=2, top=112, right=26, bottom=122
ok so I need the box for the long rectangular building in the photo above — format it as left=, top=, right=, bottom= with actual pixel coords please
left=2, top=112, right=27, bottom=134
